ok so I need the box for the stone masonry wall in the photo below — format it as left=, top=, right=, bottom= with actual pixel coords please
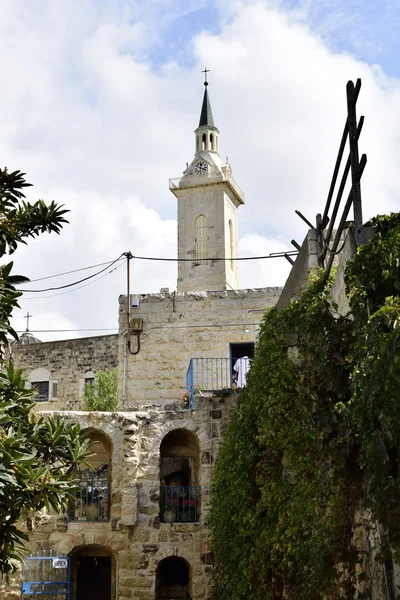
left=0, top=400, right=233, bottom=600
left=119, top=287, right=281, bottom=407
left=10, top=334, right=118, bottom=411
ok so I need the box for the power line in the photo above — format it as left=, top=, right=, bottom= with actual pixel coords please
left=16, top=328, right=118, bottom=333
left=131, top=251, right=298, bottom=262
left=19, top=321, right=260, bottom=334
left=22, top=261, right=125, bottom=300
left=17, top=254, right=125, bottom=293
left=25, top=258, right=125, bottom=284
left=16, top=249, right=297, bottom=292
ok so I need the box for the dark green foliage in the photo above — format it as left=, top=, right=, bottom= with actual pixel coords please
left=211, top=213, right=400, bottom=599
left=0, top=167, right=91, bottom=577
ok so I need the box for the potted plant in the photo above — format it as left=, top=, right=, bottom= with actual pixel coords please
left=163, top=495, right=177, bottom=523
left=178, top=390, right=191, bottom=409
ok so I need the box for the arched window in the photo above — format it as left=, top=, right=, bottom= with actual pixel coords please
left=84, top=370, right=95, bottom=386
left=229, top=219, right=234, bottom=270
left=72, top=429, right=113, bottom=522
left=28, top=368, right=57, bottom=402
left=156, top=557, right=190, bottom=599
left=210, top=133, right=214, bottom=150
left=159, top=429, right=200, bottom=523
left=202, top=133, right=207, bottom=150
left=195, top=215, right=208, bottom=264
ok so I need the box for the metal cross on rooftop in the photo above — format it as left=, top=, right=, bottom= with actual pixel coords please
left=202, top=67, right=210, bottom=85
left=24, top=312, right=33, bottom=332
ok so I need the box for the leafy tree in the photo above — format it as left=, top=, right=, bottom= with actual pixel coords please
left=0, top=167, right=92, bottom=577
left=83, top=370, right=118, bottom=411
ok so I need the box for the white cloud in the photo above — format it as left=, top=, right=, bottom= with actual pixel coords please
left=1, top=0, right=399, bottom=339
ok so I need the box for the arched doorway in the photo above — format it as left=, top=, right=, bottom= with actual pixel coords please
left=160, top=429, right=200, bottom=523
left=156, top=557, right=191, bottom=599
left=70, top=545, right=115, bottom=600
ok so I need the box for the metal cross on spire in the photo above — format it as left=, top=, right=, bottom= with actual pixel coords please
left=24, top=312, right=33, bottom=332
left=202, top=67, right=210, bottom=86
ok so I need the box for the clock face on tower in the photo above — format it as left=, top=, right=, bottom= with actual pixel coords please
left=194, top=161, right=208, bottom=174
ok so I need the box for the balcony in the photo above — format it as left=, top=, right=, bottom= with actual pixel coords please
left=186, top=357, right=250, bottom=409
left=169, top=170, right=245, bottom=204
left=160, top=485, right=199, bottom=523
left=73, top=467, right=109, bottom=521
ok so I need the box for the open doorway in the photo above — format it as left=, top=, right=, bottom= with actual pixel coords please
left=156, top=556, right=191, bottom=599
left=230, top=343, right=254, bottom=389
left=70, top=545, right=115, bottom=600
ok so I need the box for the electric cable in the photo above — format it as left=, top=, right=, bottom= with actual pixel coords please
left=17, top=254, right=125, bottom=293
left=21, top=261, right=125, bottom=300
left=18, top=321, right=260, bottom=333
left=25, top=257, right=125, bottom=284
left=16, top=250, right=296, bottom=292
left=130, top=252, right=297, bottom=262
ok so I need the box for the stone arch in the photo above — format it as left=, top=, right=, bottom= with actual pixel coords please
left=149, top=419, right=208, bottom=458
left=81, top=427, right=113, bottom=466
left=69, top=544, right=116, bottom=600
left=154, top=545, right=197, bottom=567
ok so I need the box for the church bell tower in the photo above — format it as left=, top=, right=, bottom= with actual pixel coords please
left=169, top=72, right=245, bottom=293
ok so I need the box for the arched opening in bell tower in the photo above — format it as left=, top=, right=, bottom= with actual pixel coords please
left=210, top=133, right=214, bottom=150
left=201, top=132, right=207, bottom=150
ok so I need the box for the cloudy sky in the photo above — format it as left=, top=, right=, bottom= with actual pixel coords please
left=2, top=0, right=399, bottom=340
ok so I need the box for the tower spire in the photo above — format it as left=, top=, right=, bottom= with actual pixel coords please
left=199, top=68, right=215, bottom=128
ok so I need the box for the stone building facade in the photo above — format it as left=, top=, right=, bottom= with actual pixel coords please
left=1, top=81, right=282, bottom=600
left=11, top=334, right=118, bottom=410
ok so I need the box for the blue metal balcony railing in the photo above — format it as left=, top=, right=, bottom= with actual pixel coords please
left=186, top=357, right=250, bottom=408
left=160, top=485, right=199, bottom=523
left=73, top=466, right=109, bottom=521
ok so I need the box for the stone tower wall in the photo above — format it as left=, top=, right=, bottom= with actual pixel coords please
left=175, top=183, right=241, bottom=292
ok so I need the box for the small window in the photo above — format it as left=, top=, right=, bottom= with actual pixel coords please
left=32, top=381, right=50, bottom=402
left=84, top=371, right=95, bottom=386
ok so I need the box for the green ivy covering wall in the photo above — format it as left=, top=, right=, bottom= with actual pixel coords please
left=211, top=213, right=400, bottom=600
